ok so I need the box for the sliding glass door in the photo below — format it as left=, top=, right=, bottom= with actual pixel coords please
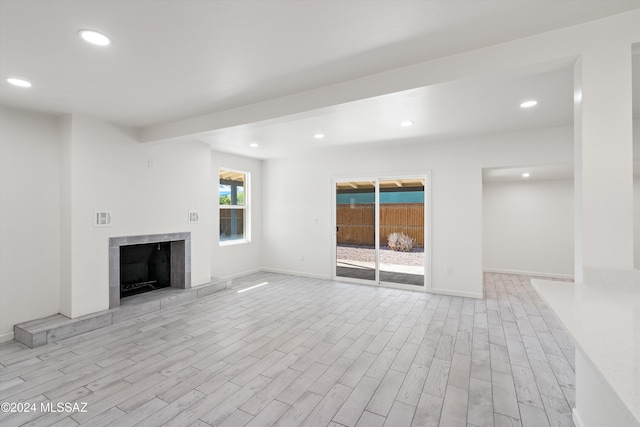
left=335, top=180, right=376, bottom=281
left=378, top=179, right=425, bottom=286
left=335, top=177, right=427, bottom=289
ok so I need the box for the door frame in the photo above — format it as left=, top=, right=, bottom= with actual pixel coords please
left=331, top=172, right=432, bottom=292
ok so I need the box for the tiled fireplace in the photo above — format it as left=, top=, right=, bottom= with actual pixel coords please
left=109, top=232, right=191, bottom=308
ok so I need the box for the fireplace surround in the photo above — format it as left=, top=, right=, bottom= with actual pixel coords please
left=109, top=232, right=191, bottom=308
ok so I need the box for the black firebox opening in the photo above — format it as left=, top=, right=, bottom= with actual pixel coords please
left=120, top=242, right=171, bottom=298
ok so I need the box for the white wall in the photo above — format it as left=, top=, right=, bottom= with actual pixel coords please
left=0, top=108, right=267, bottom=337
left=262, top=126, right=573, bottom=298
left=60, top=115, right=72, bottom=317
left=635, top=177, right=640, bottom=270
left=635, top=120, right=640, bottom=270
left=483, top=179, right=574, bottom=278
left=63, top=114, right=213, bottom=318
left=211, top=150, right=263, bottom=279
left=0, top=106, right=62, bottom=341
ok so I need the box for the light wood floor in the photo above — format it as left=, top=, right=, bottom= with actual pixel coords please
left=0, top=272, right=575, bottom=427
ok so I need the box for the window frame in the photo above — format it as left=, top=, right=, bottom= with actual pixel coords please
left=219, top=168, right=251, bottom=245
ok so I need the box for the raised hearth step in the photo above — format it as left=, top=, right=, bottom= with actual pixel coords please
left=14, top=279, right=229, bottom=348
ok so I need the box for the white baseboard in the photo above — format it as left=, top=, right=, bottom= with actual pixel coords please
left=0, top=331, right=15, bottom=343
left=206, top=268, right=266, bottom=288
left=262, top=269, right=481, bottom=297
left=220, top=268, right=263, bottom=282
left=429, top=288, right=483, bottom=299
left=483, top=268, right=574, bottom=280
left=260, top=268, right=331, bottom=280
left=211, top=268, right=330, bottom=284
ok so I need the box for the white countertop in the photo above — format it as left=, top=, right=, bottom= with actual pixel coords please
left=532, top=279, right=640, bottom=423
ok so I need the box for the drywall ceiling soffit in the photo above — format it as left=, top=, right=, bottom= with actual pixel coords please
left=483, top=164, right=574, bottom=183
left=1, top=0, right=638, bottom=129
left=198, top=64, right=575, bottom=159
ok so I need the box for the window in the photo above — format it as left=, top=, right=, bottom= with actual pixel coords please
left=219, top=168, right=249, bottom=243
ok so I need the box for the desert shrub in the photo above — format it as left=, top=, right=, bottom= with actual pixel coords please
left=387, top=232, right=414, bottom=252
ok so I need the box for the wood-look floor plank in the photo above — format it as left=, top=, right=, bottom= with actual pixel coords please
left=277, top=362, right=329, bottom=405
left=245, top=399, right=290, bottom=427
left=467, top=377, right=493, bottom=427
left=422, top=358, right=451, bottom=398
left=307, top=357, right=353, bottom=396
left=519, top=402, right=551, bottom=427
left=540, top=394, right=574, bottom=427
left=439, top=384, right=468, bottom=427
left=529, top=360, right=565, bottom=399
left=492, top=371, right=520, bottom=420
left=355, top=410, right=386, bottom=427
left=396, top=363, right=429, bottom=406
left=241, top=368, right=301, bottom=415
left=365, top=369, right=405, bottom=417
left=299, top=383, right=352, bottom=427
left=411, top=392, right=444, bottom=427
left=332, top=375, right=380, bottom=427
left=447, top=353, right=471, bottom=390
left=217, top=408, right=253, bottom=427
left=0, top=272, right=575, bottom=427
left=383, top=401, right=415, bottom=427
left=512, top=365, right=544, bottom=409
left=272, top=391, right=323, bottom=427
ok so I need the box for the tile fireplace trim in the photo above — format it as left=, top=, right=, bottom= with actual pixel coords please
left=109, top=232, right=191, bottom=309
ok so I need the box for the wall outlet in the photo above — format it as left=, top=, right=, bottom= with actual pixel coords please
left=300, top=254, right=305, bottom=261
left=446, top=266, right=453, bottom=275
left=94, top=211, right=112, bottom=227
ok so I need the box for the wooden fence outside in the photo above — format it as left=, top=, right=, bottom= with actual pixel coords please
left=337, top=203, right=424, bottom=247
left=220, top=209, right=244, bottom=238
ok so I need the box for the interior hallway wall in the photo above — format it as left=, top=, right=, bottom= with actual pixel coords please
left=635, top=176, right=640, bottom=270
left=635, top=119, right=640, bottom=270
left=483, top=178, right=574, bottom=278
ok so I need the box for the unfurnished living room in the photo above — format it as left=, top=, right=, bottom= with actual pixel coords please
left=1, top=1, right=639, bottom=426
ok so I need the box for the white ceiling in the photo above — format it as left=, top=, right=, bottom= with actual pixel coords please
left=201, top=65, right=575, bottom=159
left=1, top=0, right=639, bottom=162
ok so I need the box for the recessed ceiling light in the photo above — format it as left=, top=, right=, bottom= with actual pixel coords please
left=520, top=100, right=538, bottom=108
left=79, top=29, right=111, bottom=46
left=249, top=143, right=259, bottom=148
left=400, top=121, right=414, bottom=127
left=314, top=133, right=325, bottom=139
left=522, top=172, right=530, bottom=178
left=574, top=91, right=582, bottom=103
left=6, top=78, right=32, bottom=88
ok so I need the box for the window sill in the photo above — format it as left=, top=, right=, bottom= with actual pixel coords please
left=219, top=239, right=250, bottom=247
